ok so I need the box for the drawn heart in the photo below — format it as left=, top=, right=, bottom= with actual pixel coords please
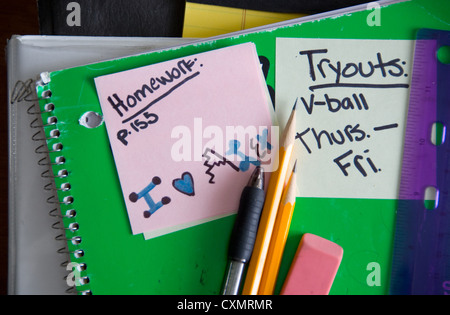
left=172, top=172, right=195, bottom=196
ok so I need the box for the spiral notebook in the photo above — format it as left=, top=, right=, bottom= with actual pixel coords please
left=7, top=35, right=192, bottom=295
left=34, top=0, right=449, bottom=294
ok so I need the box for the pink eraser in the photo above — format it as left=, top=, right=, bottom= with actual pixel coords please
left=281, top=233, right=343, bottom=295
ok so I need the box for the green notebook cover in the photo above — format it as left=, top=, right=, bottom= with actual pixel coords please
left=35, top=0, right=450, bottom=295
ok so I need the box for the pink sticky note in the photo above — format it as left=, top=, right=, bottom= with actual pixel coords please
left=94, top=43, right=275, bottom=237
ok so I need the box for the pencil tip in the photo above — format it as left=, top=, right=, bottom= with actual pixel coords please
left=248, top=166, right=264, bottom=189
left=293, top=160, right=298, bottom=173
left=292, top=98, right=298, bottom=111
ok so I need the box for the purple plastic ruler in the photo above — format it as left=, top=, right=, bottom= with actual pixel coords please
left=390, top=29, right=450, bottom=295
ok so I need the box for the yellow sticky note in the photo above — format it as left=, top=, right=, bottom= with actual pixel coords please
left=182, top=2, right=307, bottom=38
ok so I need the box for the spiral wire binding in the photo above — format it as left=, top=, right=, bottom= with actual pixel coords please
left=31, top=75, right=91, bottom=295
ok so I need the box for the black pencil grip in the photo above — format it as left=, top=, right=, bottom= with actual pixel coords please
left=228, top=186, right=265, bottom=263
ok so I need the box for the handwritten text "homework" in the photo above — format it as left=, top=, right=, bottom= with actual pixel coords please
left=107, top=58, right=201, bottom=120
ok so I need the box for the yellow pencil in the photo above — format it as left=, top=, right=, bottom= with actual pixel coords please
left=258, top=162, right=297, bottom=295
left=242, top=100, right=297, bottom=295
